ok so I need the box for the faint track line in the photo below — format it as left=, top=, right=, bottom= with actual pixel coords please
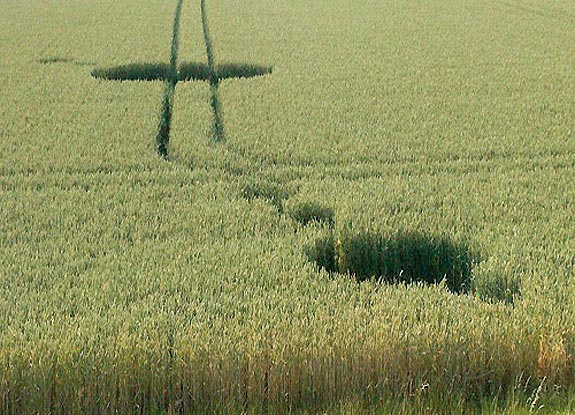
left=496, top=0, right=574, bottom=24
left=1, top=154, right=573, bottom=193
left=2, top=149, right=573, bottom=183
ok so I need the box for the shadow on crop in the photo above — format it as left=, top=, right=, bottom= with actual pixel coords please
left=39, top=56, right=95, bottom=66
left=307, top=229, right=521, bottom=302
left=90, top=62, right=272, bottom=82
left=308, top=231, right=475, bottom=294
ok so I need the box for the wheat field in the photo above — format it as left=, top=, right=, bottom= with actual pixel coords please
left=1, top=0, right=574, bottom=413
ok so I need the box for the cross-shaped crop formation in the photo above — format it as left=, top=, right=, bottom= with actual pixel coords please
left=91, top=0, right=272, bottom=159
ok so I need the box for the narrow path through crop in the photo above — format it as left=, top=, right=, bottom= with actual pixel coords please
left=200, top=0, right=225, bottom=143
left=156, top=0, right=184, bottom=159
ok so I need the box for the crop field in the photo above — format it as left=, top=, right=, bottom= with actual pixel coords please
left=1, top=0, right=575, bottom=413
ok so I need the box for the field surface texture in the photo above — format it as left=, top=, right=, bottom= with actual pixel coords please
left=1, top=0, right=575, bottom=413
